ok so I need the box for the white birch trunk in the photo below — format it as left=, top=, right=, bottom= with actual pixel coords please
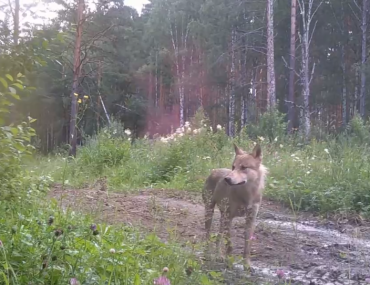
left=267, top=0, right=276, bottom=108
left=298, top=0, right=322, bottom=139
left=228, top=29, right=236, bottom=137
left=360, top=0, right=367, bottom=117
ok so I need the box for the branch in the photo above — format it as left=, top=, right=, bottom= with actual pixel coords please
left=281, top=56, right=301, bottom=78
left=309, top=62, right=316, bottom=85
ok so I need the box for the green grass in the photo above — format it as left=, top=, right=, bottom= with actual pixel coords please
left=0, top=174, right=219, bottom=284
left=32, top=113, right=370, bottom=218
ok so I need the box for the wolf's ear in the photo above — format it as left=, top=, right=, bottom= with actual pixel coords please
left=251, top=144, right=262, bottom=159
left=233, top=143, right=244, bottom=155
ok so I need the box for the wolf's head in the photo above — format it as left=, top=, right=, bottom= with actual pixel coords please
left=224, top=143, right=263, bottom=186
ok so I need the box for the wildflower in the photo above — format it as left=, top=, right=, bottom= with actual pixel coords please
left=70, top=278, right=80, bottom=285
left=216, top=124, right=222, bottom=130
left=162, top=267, right=169, bottom=273
left=154, top=276, right=171, bottom=285
left=83, top=95, right=89, bottom=99
left=54, top=229, right=63, bottom=237
left=184, top=121, right=190, bottom=127
left=258, top=136, right=265, bottom=142
left=110, top=248, right=116, bottom=254
left=274, top=137, right=278, bottom=142
left=324, top=148, right=329, bottom=154
left=90, top=224, right=97, bottom=231
left=178, top=133, right=184, bottom=137
left=209, top=126, right=213, bottom=131
left=193, top=129, right=198, bottom=135
left=77, top=99, right=82, bottom=103
left=276, top=269, right=285, bottom=279
left=250, top=234, right=256, bottom=240
left=0, top=240, right=3, bottom=247
left=74, top=93, right=78, bottom=96
left=279, top=144, right=283, bottom=148
left=124, top=129, right=131, bottom=136
left=365, top=277, right=370, bottom=284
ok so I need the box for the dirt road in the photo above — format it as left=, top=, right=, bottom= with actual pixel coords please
left=50, top=185, right=370, bottom=284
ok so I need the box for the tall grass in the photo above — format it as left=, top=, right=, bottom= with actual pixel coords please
left=34, top=110, right=370, bottom=218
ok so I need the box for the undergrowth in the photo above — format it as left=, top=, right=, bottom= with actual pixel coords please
left=34, top=109, right=370, bottom=218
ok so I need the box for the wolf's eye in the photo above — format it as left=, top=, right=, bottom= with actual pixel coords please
left=241, top=166, right=248, bottom=170
left=232, top=165, right=235, bottom=170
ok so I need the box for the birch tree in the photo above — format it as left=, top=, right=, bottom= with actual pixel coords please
left=297, top=0, right=322, bottom=139
left=287, top=0, right=297, bottom=132
left=266, top=0, right=276, bottom=108
left=360, top=0, right=368, bottom=118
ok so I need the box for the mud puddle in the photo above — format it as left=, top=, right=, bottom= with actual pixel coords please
left=50, top=185, right=370, bottom=284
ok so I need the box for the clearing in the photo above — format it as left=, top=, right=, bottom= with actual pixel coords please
left=50, top=184, right=370, bottom=285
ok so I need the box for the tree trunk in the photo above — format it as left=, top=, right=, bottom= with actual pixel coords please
left=360, top=0, right=367, bottom=118
left=14, top=0, right=19, bottom=45
left=68, top=0, right=85, bottom=157
left=341, top=45, right=347, bottom=126
left=266, top=0, right=276, bottom=108
left=298, top=0, right=322, bottom=139
left=288, top=0, right=297, bottom=132
left=228, top=28, right=236, bottom=137
left=240, top=31, right=248, bottom=128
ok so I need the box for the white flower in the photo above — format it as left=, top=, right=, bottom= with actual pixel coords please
left=184, top=121, right=190, bottom=127
left=324, top=148, right=329, bottom=154
left=124, top=129, right=131, bottom=136
left=178, top=133, right=184, bottom=137
left=279, top=144, right=283, bottom=148
left=216, top=124, right=222, bottom=130
left=193, top=129, right=198, bottom=135
left=110, top=248, right=116, bottom=254
left=258, top=136, right=265, bottom=142
left=274, top=137, right=278, bottom=142
left=209, top=126, right=213, bottom=131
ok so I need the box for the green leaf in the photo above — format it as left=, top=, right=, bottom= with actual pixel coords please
left=0, top=77, right=8, bottom=89
left=5, top=74, right=13, bottom=82
left=12, top=83, right=24, bottom=90
left=134, top=274, right=140, bottom=285
left=42, top=40, right=49, bottom=49
left=16, top=73, right=23, bottom=78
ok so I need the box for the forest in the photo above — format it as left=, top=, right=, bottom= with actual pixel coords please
left=2, top=0, right=370, bottom=284
left=2, top=0, right=368, bottom=153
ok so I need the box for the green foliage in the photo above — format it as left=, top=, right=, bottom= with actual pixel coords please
left=35, top=111, right=370, bottom=218
left=0, top=182, right=214, bottom=284
left=0, top=74, right=36, bottom=200
left=344, top=112, right=370, bottom=144
left=244, top=108, right=287, bottom=142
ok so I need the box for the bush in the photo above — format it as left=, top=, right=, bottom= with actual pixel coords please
left=244, top=107, right=287, bottom=143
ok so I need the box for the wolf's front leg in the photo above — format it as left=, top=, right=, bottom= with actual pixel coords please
left=243, top=203, right=260, bottom=267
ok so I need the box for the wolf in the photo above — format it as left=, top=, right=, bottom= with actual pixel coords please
left=202, top=143, right=268, bottom=267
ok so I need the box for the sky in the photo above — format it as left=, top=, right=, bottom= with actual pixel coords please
left=125, top=0, right=149, bottom=14
left=0, top=0, right=149, bottom=27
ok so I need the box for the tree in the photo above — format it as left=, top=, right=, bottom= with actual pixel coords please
left=360, top=0, right=368, bottom=118
left=297, top=0, right=323, bottom=138
left=287, top=0, right=297, bottom=132
left=68, top=0, right=85, bottom=157
left=266, top=0, right=276, bottom=108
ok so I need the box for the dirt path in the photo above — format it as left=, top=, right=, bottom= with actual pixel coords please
left=50, top=184, right=370, bottom=285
